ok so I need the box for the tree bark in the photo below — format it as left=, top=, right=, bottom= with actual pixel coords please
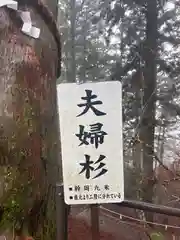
left=69, top=0, right=76, bottom=83
left=0, top=1, right=61, bottom=239
left=140, top=0, right=158, bottom=221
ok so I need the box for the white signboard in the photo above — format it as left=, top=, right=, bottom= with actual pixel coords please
left=57, top=81, right=124, bottom=205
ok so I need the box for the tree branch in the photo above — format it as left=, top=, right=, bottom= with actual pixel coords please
left=159, top=33, right=180, bottom=45
left=158, top=9, right=175, bottom=26
left=156, top=58, right=173, bottom=74
left=111, top=55, right=139, bottom=80
left=164, top=102, right=180, bottom=116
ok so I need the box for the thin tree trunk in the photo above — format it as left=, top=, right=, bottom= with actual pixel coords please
left=140, top=0, right=158, bottom=221
left=0, top=1, right=61, bottom=239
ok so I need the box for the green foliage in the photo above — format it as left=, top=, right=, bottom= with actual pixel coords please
left=0, top=186, right=28, bottom=233
left=150, top=232, right=164, bottom=240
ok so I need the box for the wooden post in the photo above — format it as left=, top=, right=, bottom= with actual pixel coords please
left=90, top=204, right=100, bottom=240
left=56, top=183, right=68, bottom=240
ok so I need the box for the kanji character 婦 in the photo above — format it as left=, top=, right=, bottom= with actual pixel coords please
left=76, top=123, right=107, bottom=148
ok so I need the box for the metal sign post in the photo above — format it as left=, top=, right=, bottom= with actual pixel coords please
left=90, top=204, right=100, bottom=240
left=56, top=183, right=68, bottom=240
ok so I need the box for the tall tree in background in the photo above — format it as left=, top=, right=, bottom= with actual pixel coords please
left=96, top=1, right=158, bottom=212
left=140, top=0, right=158, bottom=221
left=0, top=0, right=61, bottom=239
left=59, top=0, right=115, bottom=83
left=95, top=0, right=180, bottom=218
left=59, top=0, right=180, bottom=221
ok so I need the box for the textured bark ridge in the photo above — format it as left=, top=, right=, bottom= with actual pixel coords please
left=0, top=1, right=60, bottom=239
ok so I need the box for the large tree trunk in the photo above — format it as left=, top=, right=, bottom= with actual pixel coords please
left=69, top=0, right=76, bottom=83
left=140, top=0, right=158, bottom=221
left=0, top=1, right=61, bottom=239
